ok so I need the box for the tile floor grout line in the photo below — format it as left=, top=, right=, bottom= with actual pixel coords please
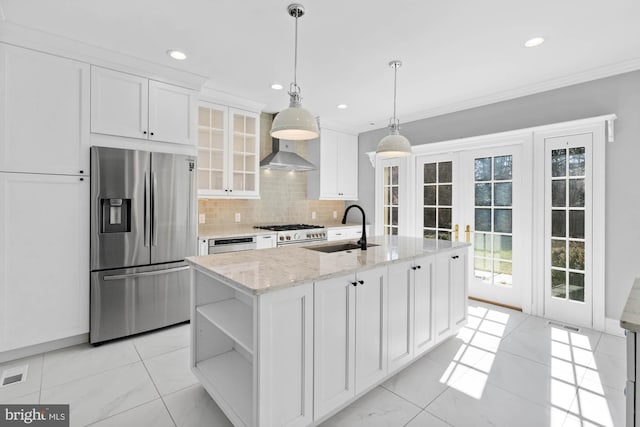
left=379, top=383, right=436, bottom=411
left=137, top=346, right=179, bottom=427
left=83, top=398, right=171, bottom=427
left=40, top=357, right=144, bottom=393
left=422, top=407, right=455, bottom=426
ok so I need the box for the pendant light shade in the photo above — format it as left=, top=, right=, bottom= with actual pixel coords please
left=271, top=4, right=319, bottom=140
left=376, top=60, right=411, bottom=158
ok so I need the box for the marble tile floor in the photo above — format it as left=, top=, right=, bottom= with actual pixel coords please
left=0, top=300, right=626, bottom=427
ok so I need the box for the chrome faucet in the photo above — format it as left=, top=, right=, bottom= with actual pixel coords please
left=341, top=205, right=367, bottom=250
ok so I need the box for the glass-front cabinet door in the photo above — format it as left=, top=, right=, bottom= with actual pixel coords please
left=197, top=103, right=259, bottom=198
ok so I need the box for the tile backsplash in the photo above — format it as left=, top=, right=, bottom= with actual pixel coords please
left=198, top=113, right=346, bottom=225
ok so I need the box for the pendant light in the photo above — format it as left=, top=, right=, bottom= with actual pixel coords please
left=376, top=60, right=412, bottom=157
left=271, top=4, right=319, bottom=140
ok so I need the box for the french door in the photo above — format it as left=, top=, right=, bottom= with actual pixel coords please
left=459, top=145, right=531, bottom=310
left=416, top=144, right=531, bottom=310
left=543, top=133, right=592, bottom=326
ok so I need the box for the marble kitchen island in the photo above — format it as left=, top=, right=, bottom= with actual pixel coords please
left=186, top=235, right=470, bottom=427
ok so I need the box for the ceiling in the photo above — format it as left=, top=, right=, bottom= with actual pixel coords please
left=2, top=0, right=639, bottom=132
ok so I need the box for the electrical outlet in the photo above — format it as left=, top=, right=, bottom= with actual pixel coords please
left=198, top=214, right=206, bottom=224
left=333, top=211, right=338, bottom=219
left=311, top=211, right=317, bottom=219
left=235, top=212, right=241, bottom=223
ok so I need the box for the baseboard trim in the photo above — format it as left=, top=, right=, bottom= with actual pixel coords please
left=605, top=317, right=625, bottom=337
left=468, top=296, right=523, bottom=312
left=0, top=334, right=88, bottom=364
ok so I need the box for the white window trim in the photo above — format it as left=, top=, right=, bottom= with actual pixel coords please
left=371, top=113, right=616, bottom=331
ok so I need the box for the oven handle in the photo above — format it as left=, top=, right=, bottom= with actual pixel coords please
left=103, top=266, right=189, bottom=281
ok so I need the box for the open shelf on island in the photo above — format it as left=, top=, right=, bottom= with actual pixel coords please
left=195, top=350, right=253, bottom=427
left=197, top=299, right=253, bottom=354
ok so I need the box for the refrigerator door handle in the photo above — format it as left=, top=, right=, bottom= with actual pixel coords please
left=103, top=266, right=189, bottom=281
left=152, top=172, right=158, bottom=246
left=144, top=172, right=150, bottom=247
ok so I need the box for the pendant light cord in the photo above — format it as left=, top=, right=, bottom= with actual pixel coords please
left=393, top=64, right=397, bottom=124
left=293, top=13, right=298, bottom=89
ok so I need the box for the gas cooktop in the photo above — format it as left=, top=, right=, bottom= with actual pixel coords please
left=254, top=224, right=324, bottom=232
left=254, top=224, right=326, bottom=245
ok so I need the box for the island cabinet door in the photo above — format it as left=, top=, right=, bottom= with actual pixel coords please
left=387, top=260, right=415, bottom=373
left=434, top=252, right=453, bottom=343
left=413, top=255, right=435, bottom=357
left=354, top=266, right=389, bottom=394
left=257, top=283, right=313, bottom=427
left=450, top=248, right=468, bottom=329
left=313, top=275, right=357, bottom=421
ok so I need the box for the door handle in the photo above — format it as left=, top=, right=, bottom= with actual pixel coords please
left=152, top=172, right=158, bottom=246
left=465, top=224, right=472, bottom=243
left=454, top=224, right=459, bottom=241
left=144, top=172, right=150, bottom=247
left=103, top=266, right=189, bottom=281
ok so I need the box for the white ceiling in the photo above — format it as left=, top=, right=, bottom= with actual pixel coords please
left=2, top=0, right=640, bottom=132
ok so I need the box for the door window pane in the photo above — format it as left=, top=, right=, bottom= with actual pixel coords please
left=552, top=149, right=566, bottom=177
left=475, top=257, right=492, bottom=280
left=424, top=163, right=436, bottom=184
left=438, top=208, right=452, bottom=229
left=493, top=235, right=512, bottom=261
left=494, top=209, right=512, bottom=233
left=474, top=233, right=491, bottom=258
left=475, top=183, right=491, bottom=206
left=438, top=162, right=452, bottom=183
left=424, top=208, right=436, bottom=228
left=494, top=156, right=513, bottom=180
left=438, top=185, right=452, bottom=205
left=382, top=165, right=400, bottom=236
left=475, top=158, right=492, bottom=181
left=424, top=185, right=436, bottom=205
left=569, top=179, right=585, bottom=207
left=551, top=239, right=566, bottom=268
left=424, top=229, right=437, bottom=239
left=569, top=241, right=585, bottom=270
left=569, top=272, right=585, bottom=302
left=569, top=147, right=585, bottom=176
left=475, top=209, right=491, bottom=232
left=552, top=180, right=566, bottom=207
left=552, top=210, right=566, bottom=237
left=494, top=182, right=512, bottom=206
left=569, top=210, right=585, bottom=239
left=552, top=270, right=567, bottom=298
left=494, top=261, right=513, bottom=285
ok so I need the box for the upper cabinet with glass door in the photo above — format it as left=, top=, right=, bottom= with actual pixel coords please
left=197, top=102, right=260, bottom=199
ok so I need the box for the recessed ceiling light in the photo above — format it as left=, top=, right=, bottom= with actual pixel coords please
left=167, top=50, right=187, bottom=60
left=337, top=104, right=348, bottom=109
left=271, top=83, right=284, bottom=90
left=524, top=37, right=545, bottom=48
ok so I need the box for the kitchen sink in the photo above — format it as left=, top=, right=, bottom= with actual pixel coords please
left=303, top=242, right=379, bottom=253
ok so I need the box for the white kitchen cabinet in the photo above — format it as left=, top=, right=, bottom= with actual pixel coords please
left=191, top=267, right=312, bottom=427
left=0, top=173, right=89, bottom=352
left=326, top=225, right=370, bottom=241
left=256, top=234, right=277, bottom=249
left=307, top=128, right=358, bottom=200
left=0, top=44, right=90, bottom=175
left=387, top=255, right=435, bottom=373
left=435, top=248, right=468, bottom=343
left=313, top=265, right=387, bottom=419
left=91, top=66, right=196, bottom=145
left=197, top=102, right=260, bottom=199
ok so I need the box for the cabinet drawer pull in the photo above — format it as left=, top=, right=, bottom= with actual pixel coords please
left=416, top=265, right=422, bottom=269
left=150, top=132, right=154, bottom=136
left=351, top=281, right=358, bottom=287
left=358, top=280, right=364, bottom=285
left=143, top=131, right=147, bottom=135
left=452, top=255, right=459, bottom=259
left=411, top=266, right=416, bottom=270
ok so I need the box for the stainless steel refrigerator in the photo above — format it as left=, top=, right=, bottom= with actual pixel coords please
left=90, top=146, right=196, bottom=343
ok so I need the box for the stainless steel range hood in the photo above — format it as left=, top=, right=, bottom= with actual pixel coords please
left=260, top=138, right=316, bottom=171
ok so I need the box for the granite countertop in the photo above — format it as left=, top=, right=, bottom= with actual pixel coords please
left=187, top=235, right=470, bottom=295
left=198, top=222, right=367, bottom=239
left=620, top=278, right=640, bottom=332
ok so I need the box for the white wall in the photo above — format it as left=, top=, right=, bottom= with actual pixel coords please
left=357, top=70, right=640, bottom=321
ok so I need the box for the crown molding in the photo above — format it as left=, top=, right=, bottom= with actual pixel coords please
left=358, top=57, right=640, bottom=134
left=0, top=21, right=208, bottom=89
left=199, top=86, right=265, bottom=113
